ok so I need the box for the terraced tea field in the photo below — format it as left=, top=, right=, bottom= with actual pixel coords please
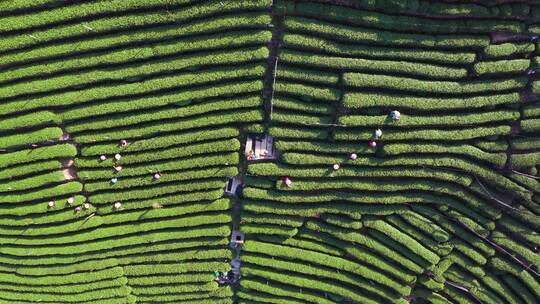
left=0, top=0, right=539, bottom=303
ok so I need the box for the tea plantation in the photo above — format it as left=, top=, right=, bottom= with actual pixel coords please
left=0, top=0, right=539, bottom=303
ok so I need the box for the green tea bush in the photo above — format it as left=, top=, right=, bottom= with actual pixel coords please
left=343, top=92, right=520, bottom=110
left=273, top=97, right=333, bottom=114
left=79, top=153, right=237, bottom=180
left=272, top=111, right=332, bottom=125
left=0, top=127, right=63, bottom=148
left=278, top=65, right=339, bottom=85
left=88, top=179, right=226, bottom=203
left=0, top=0, right=270, bottom=33
left=284, top=17, right=489, bottom=49
left=69, top=96, right=261, bottom=133
left=275, top=81, right=340, bottom=102
left=343, top=73, right=527, bottom=94
left=75, top=109, right=262, bottom=143
left=339, top=110, right=519, bottom=127
left=474, top=59, right=530, bottom=75
left=483, top=43, right=535, bottom=58
left=280, top=49, right=467, bottom=79
left=0, top=47, right=268, bottom=100
left=242, top=253, right=401, bottom=302
left=363, top=216, right=440, bottom=265
left=0, top=144, right=76, bottom=168
left=291, top=1, right=522, bottom=34
left=81, top=128, right=238, bottom=156
left=283, top=34, right=476, bottom=64
left=0, top=30, right=271, bottom=84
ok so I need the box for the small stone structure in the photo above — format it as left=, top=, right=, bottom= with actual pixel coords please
left=230, top=230, right=245, bottom=248
left=245, top=134, right=276, bottom=160
left=224, top=176, right=243, bottom=197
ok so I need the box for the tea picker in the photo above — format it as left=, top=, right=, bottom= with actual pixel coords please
left=374, top=128, right=383, bottom=139
left=283, top=176, right=292, bottom=187
left=390, top=110, right=400, bottom=120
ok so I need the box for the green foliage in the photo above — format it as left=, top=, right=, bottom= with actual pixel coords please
left=269, top=126, right=328, bottom=140
left=284, top=17, right=489, bottom=49
left=399, top=212, right=450, bottom=242
left=344, top=73, right=527, bottom=94
left=523, top=104, right=540, bottom=118
left=343, top=92, right=520, bottom=110
left=240, top=278, right=333, bottom=304
left=383, top=143, right=507, bottom=167
left=0, top=181, right=82, bottom=204
left=1, top=30, right=271, bottom=84
left=0, top=11, right=270, bottom=57
left=483, top=43, right=535, bottom=58
left=339, top=110, right=519, bottom=127
left=0, top=170, right=66, bottom=193
left=81, top=128, right=238, bottom=156
left=0, top=266, right=125, bottom=286
left=241, top=211, right=305, bottom=227
left=278, top=65, right=339, bottom=85
left=335, top=124, right=511, bottom=142
left=242, top=253, right=401, bottom=302
left=496, top=215, right=540, bottom=246
left=0, top=111, right=60, bottom=131
left=521, top=118, right=540, bottom=132
left=79, top=153, right=238, bottom=180
left=88, top=179, right=226, bottom=203
left=0, top=127, right=63, bottom=148
left=303, top=220, right=420, bottom=281
left=290, top=1, right=522, bottom=33
left=248, top=162, right=473, bottom=187
left=135, top=287, right=232, bottom=303
left=323, top=214, right=362, bottom=229
left=78, top=138, right=239, bottom=168
left=61, top=80, right=262, bottom=123
left=283, top=33, right=475, bottom=65
left=242, top=265, right=381, bottom=304
left=75, top=109, right=262, bottom=143
left=273, top=110, right=332, bottom=125
left=0, top=144, right=76, bottom=168
left=242, top=223, right=298, bottom=238
left=69, top=96, right=260, bottom=133
left=0, top=213, right=231, bottom=246
left=363, top=216, right=440, bottom=265
left=279, top=152, right=530, bottom=201
left=1, top=47, right=268, bottom=100
left=0, top=286, right=132, bottom=303
left=273, top=97, right=333, bottom=114
left=474, top=59, right=530, bottom=75
left=280, top=49, right=467, bottom=78
left=0, top=0, right=271, bottom=34
left=510, top=152, right=540, bottom=168
left=275, top=81, right=340, bottom=102
left=243, top=240, right=411, bottom=295
left=1, top=63, right=264, bottom=116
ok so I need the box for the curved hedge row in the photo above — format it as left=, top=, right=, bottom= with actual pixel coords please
left=238, top=1, right=540, bottom=303
left=0, top=0, right=273, bottom=302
